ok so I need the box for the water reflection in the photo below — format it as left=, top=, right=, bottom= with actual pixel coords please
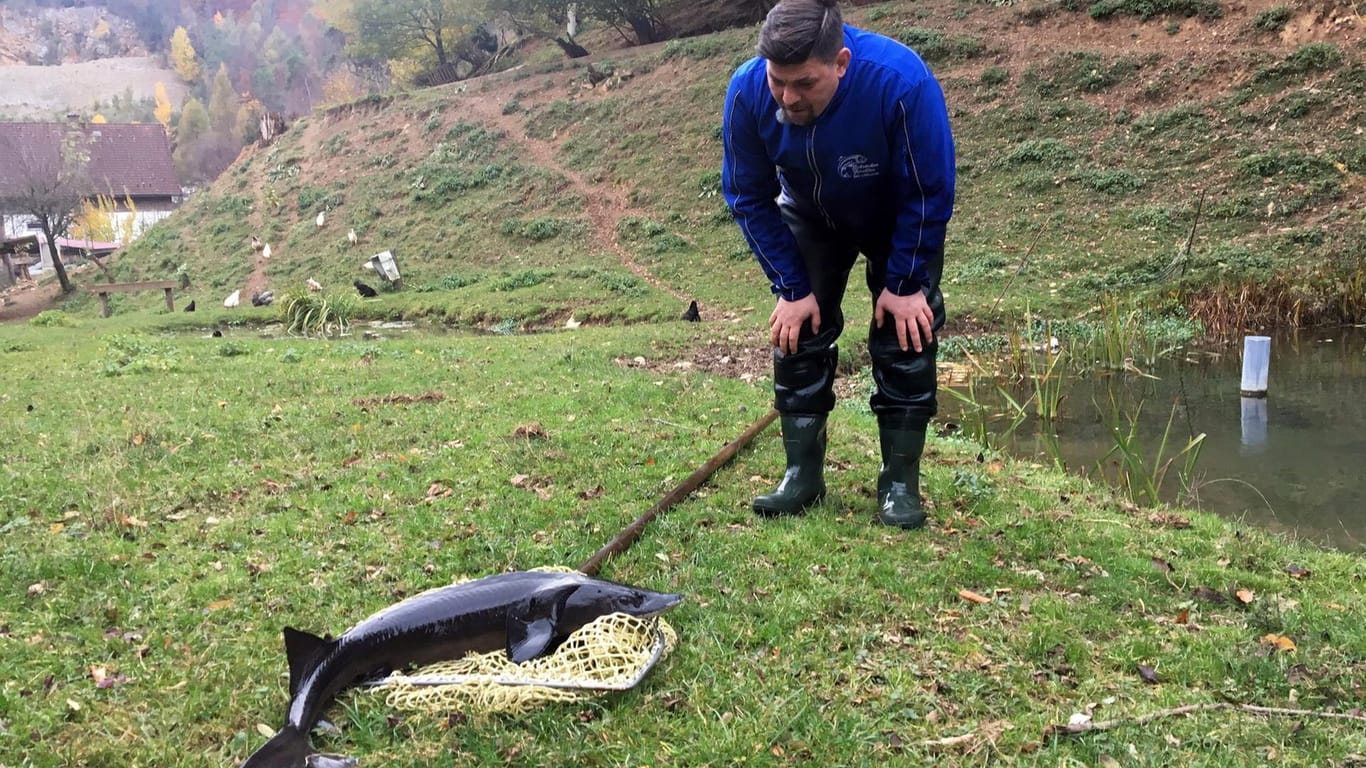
left=943, top=326, right=1366, bottom=551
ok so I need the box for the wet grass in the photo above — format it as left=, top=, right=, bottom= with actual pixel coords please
left=3, top=320, right=1365, bottom=767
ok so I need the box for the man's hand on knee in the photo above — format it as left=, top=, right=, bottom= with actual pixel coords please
left=770, top=294, right=821, bottom=355
left=874, top=289, right=934, bottom=353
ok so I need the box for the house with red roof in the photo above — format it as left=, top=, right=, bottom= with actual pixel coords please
left=0, top=118, right=181, bottom=277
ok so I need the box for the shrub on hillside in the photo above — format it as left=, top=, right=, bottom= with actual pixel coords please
left=1088, top=0, right=1222, bottom=21
left=1252, top=5, right=1292, bottom=33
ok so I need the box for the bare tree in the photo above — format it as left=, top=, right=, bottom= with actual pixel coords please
left=581, top=0, right=669, bottom=45
left=0, top=123, right=92, bottom=294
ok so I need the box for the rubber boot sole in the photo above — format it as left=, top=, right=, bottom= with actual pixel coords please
left=752, top=489, right=826, bottom=518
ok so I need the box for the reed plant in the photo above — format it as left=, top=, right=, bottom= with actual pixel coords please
left=1097, top=394, right=1206, bottom=506
left=1096, top=296, right=1146, bottom=370
left=941, top=346, right=1029, bottom=453
left=277, top=288, right=356, bottom=337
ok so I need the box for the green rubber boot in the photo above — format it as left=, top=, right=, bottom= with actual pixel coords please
left=753, top=414, right=827, bottom=517
left=876, top=419, right=927, bottom=529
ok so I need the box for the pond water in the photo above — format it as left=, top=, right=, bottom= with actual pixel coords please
left=941, top=326, right=1366, bottom=552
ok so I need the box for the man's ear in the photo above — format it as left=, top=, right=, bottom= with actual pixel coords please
left=835, top=47, right=851, bottom=77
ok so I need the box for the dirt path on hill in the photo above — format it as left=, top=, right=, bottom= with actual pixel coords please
left=459, top=90, right=690, bottom=304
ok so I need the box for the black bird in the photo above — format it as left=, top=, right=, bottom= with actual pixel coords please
left=681, top=300, right=700, bottom=322
left=211, top=329, right=223, bottom=337
left=183, top=300, right=196, bottom=312
left=354, top=280, right=379, bottom=298
left=251, top=290, right=274, bottom=307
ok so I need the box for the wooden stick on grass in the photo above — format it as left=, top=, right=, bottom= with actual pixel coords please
left=579, top=407, right=779, bottom=577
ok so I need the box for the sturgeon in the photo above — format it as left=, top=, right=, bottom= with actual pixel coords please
left=240, top=571, right=683, bottom=768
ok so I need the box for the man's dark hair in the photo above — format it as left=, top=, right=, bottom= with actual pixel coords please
left=757, top=0, right=845, bottom=66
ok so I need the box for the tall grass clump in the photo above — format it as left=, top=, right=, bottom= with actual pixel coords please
left=278, top=288, right=356, bottom=337
left=1097, top=396, right=1206, bottom=506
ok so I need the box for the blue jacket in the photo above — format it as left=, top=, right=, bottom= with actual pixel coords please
left=722, top=25, right=956, bottom=301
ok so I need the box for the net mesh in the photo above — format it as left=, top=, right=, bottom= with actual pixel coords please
left=374, top=570, right=678, bottom=716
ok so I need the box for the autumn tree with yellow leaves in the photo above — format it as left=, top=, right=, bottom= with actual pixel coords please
left=154, top=82, right=174, bottom=131
left=170, top=26, right=201, bottom=83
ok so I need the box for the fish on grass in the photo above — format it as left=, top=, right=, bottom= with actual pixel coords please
left=240, top=570, right=683, bottom=768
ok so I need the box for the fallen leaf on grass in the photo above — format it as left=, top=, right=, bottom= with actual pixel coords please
left=1151, top=557, right=1174, bottom=574
left=510, top=423, right=548, bottom=440
left=89, top=665, right=129, bottom=689
left=578, top=485, right=605, bottom=500
left=116, top=513, right=148, bottom=530
left=1260, top=633, right=1297, bottom=653
left=425, top=482, right=453, bottom=500
left=256, top=723, right=276, bottom=738
left=1236, top=588, right=1255, bottom=604
left=27, top=582, right=45, bottom=597
left=1175, top=608, right=1190, bottom=624
left=958, top=589, right=991, bottom=605
left=206, top=599, right=235, bottom=612
left=1284, top=564, right=1311, bottom=579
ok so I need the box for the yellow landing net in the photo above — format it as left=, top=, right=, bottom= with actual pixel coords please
left=373, top=578, right=677, bottom=716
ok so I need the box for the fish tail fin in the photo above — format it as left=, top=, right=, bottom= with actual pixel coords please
left=282, top=626, right=331, bottom=695
left=239, top=724, right=309, bottom=768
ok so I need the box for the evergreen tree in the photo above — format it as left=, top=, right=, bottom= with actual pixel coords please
left=208, top=63, right=239, bottom=138
left=173, top=97, right=210, bottom=182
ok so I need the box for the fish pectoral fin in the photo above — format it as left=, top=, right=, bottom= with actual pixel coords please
left=506, top=584, right=581, bottom=663
left=507, top=616, right=557, bottom=663
left=305, top=752, right=358, bottom=768
left=283, top=626, right=332, bottom=696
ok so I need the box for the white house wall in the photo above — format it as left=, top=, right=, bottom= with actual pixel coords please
left=2, top=204, right=176, bottom=271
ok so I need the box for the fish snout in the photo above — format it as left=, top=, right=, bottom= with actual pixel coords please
left=640, top=591, right=684, bottom=617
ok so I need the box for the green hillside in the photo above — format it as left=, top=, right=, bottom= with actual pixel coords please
left=98, top=0, right=1364, bottom=335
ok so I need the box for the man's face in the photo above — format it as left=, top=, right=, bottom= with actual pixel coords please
left=765, top=48, right=850, bottom=126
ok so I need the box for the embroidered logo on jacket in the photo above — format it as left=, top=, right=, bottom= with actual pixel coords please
left=838, top=154, right=880, bottom=179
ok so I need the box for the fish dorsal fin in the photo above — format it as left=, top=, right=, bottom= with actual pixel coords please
left=283, top=626, right=330, bottom=695
left=505, top=584, right=579, bottom=663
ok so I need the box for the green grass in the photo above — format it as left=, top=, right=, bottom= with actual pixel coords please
left=2, top=321, right=1364, bottom=767
left=8, top=4, right=1365, bottom=764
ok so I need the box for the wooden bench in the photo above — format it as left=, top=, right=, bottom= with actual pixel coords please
left=88, top=279, right=180, bottom=317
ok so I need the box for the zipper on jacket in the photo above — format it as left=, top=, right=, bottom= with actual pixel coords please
left=806, top=125, right=836, bottom=230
